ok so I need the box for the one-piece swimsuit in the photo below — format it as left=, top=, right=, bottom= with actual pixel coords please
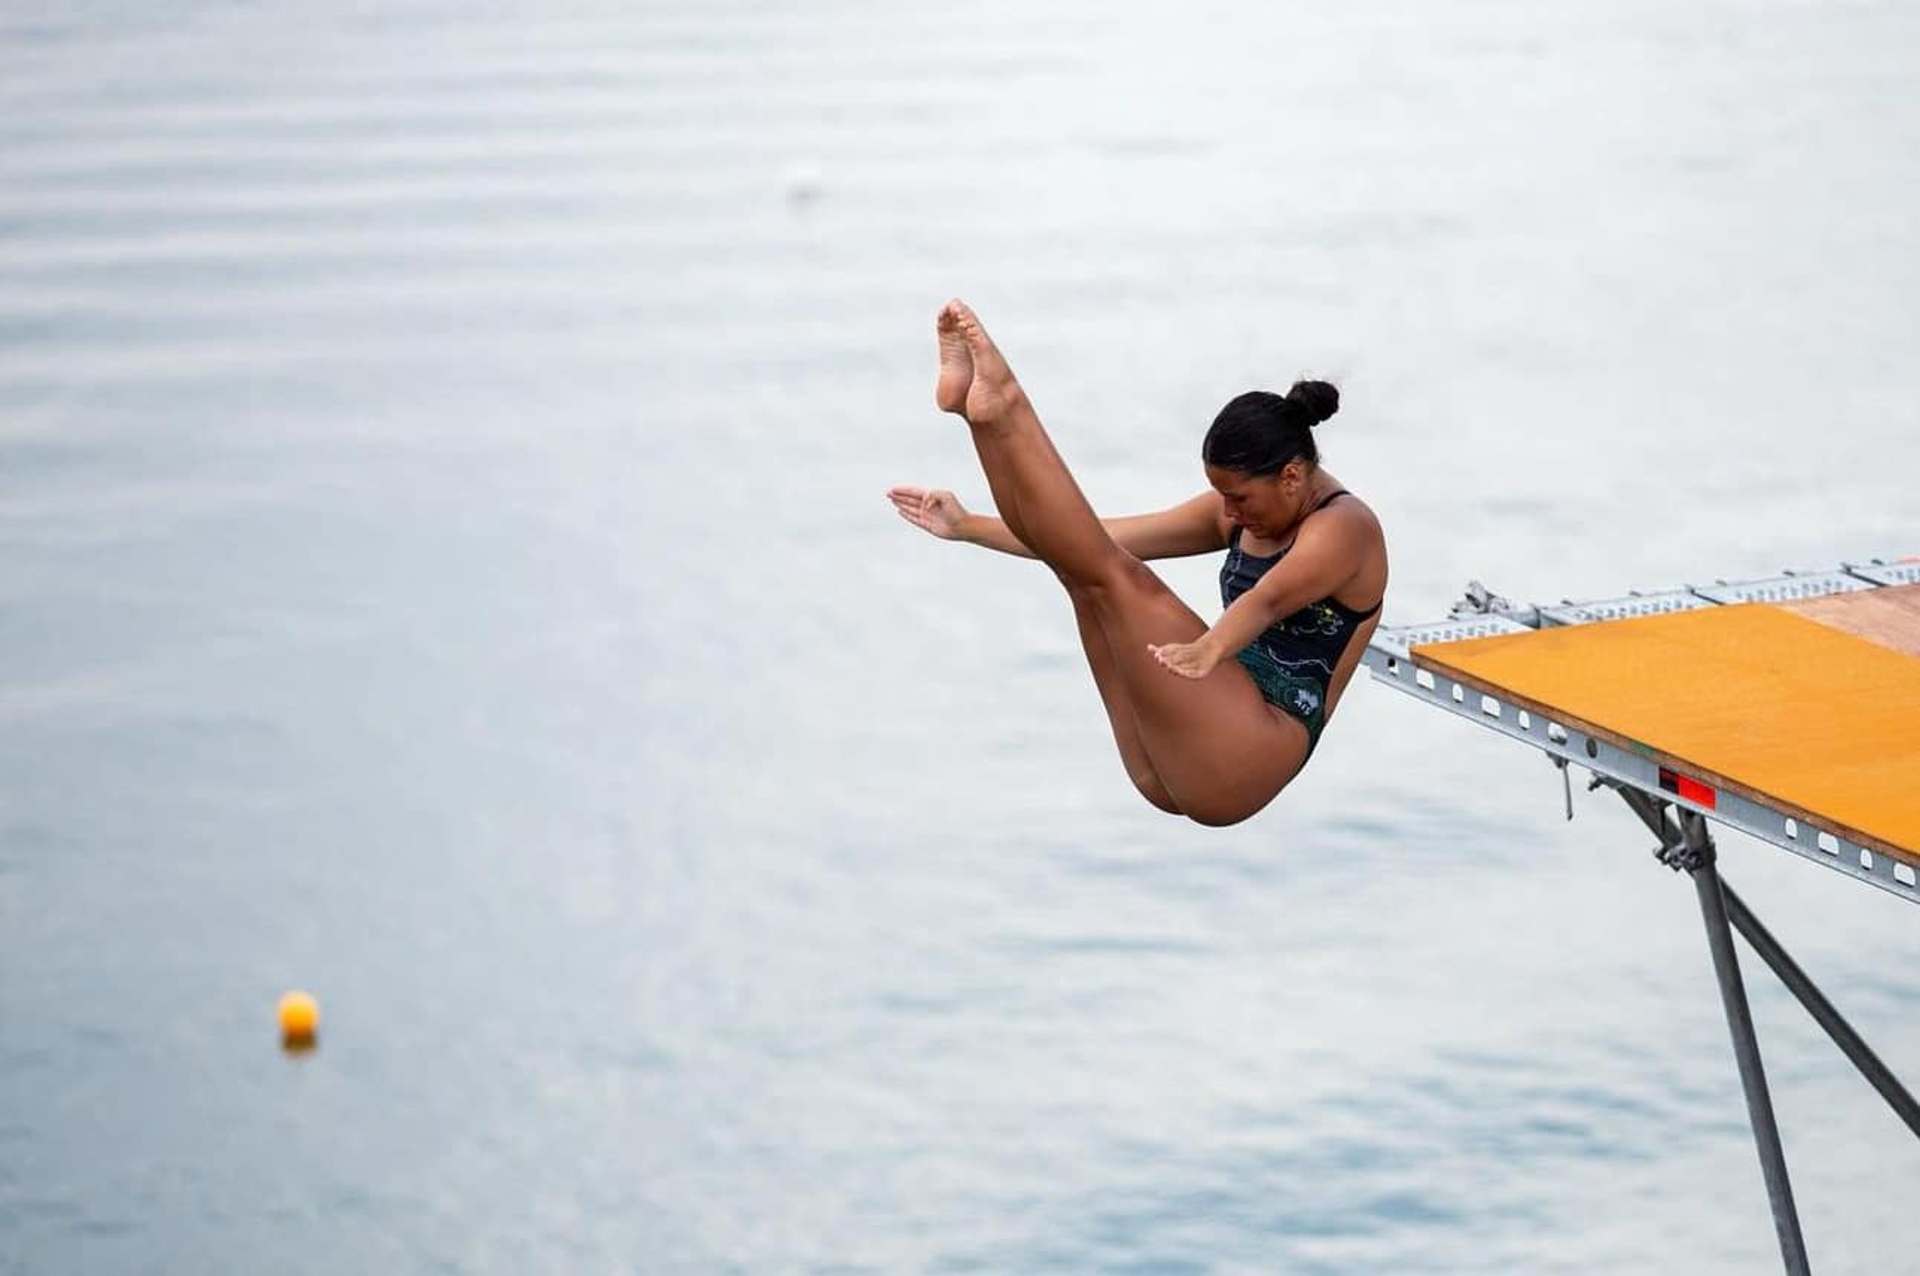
left=1218, top=489, right=1382, bottom=756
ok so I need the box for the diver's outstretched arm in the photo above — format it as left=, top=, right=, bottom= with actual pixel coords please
left=888, top=485, right=1228, bottom=563
left=887, top=485, right=1035, bottom=558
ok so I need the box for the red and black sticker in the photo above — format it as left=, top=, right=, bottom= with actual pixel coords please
left=1658, top=767, right=1718, bottom=810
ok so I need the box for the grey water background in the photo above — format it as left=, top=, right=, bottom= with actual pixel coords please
left=3, top=0, right=1918, bottom=1271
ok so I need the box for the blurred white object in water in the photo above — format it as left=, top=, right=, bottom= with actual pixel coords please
left=785, top=163, right=824, bottom=206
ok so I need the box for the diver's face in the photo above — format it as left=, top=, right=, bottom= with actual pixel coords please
left=1206, top=462, right=1307, bottom=538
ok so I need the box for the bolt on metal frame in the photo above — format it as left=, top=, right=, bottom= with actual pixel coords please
left=1363, top=556, right=1920, bottom=1276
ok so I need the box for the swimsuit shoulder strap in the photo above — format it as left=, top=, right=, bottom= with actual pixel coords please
left=1310, top=490, right=1381, bottom=618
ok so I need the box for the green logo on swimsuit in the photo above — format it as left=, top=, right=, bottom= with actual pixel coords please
left=1286, top=602, right=1345, bottom=638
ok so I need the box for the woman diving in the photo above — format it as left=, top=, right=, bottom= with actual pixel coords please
left=888, top=300, right=1389, bottom=826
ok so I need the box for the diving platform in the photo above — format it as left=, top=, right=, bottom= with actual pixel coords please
left=1365, top=556, right=1920, bottom=1275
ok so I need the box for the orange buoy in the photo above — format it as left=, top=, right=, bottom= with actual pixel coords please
left=278, top=990, right=320, bottom=1046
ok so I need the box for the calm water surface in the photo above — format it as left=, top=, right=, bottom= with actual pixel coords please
left=3, top=2, right=1918, bottom=1272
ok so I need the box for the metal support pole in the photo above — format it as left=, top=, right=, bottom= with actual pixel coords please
left=1721, top=882, right=1920, bottom=1140
left=1681, top=812, right=1811, bottom=1276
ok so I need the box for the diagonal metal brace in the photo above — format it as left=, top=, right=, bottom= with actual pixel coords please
left=1719, top=882, right=1920, bottom=1141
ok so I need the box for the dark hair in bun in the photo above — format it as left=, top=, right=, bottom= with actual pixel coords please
left=1201, top=379, right=1340, bottom=476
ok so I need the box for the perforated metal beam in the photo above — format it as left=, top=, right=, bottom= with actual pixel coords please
left=1364, top=645, right=1919, bottom=904
left=1847, top=559, right=1920, bottom=587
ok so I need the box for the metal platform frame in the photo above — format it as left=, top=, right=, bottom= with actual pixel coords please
left=1364, top=557, right=1920, bottom=1275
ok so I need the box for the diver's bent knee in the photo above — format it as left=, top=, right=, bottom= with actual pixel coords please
left=1073, top=551, right=1157, bottom=601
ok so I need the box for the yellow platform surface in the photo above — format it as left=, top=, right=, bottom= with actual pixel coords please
left=1411, top=589, right=1920, bottom=863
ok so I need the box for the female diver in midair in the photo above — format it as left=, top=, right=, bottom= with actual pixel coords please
left=889, top=300, right=1389, bottom=826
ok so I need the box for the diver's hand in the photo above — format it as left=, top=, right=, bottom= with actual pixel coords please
left=887, top=485, right=969, bottom=540
left=1148, top=637, right=1221, bottom=679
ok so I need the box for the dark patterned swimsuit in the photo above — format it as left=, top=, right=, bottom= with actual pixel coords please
left=1218, top=489, right=1382, bottom=756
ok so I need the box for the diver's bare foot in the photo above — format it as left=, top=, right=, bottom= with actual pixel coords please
left=946, top=299, right=1025, bottom=425
left=934, top=303, right=973, bottom=415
